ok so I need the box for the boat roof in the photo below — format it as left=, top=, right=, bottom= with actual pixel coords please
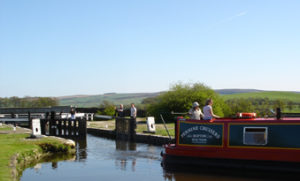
left=183, top=117, right=300, bottom=123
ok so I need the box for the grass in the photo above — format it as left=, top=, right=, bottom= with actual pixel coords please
left=88, top=120, right=115, bottom=130
left=0, top=126, right=12, bottom=131
left=0, top=126, right=75, bottom=181
left=222, top=91, right=300, bottom=102
left=136, top=123, right=175, bottom=137
left=0, top=134, right=35, bottom=181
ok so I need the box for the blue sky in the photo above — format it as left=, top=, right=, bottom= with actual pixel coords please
left=1, top=0, right=300, bottom=97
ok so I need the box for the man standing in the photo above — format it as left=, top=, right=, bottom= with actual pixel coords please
left=130, top=103, right=137, bottom=140
left=117, top=104, right=124, bottom=117
left=130, top=103, right=137, bottom=119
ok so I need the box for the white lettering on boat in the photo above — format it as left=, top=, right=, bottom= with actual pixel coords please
left=199, top=126, right=221, bottom=139
left=180, top=125, right=221, bottom=139
left=181, top=126, right=198, bottom=138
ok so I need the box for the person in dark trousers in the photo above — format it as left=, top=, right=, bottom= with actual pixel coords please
left=117, top=104, right=124, bottom=117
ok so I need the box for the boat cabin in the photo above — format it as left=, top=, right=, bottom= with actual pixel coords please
left=164, top=111, right=300, bottom=164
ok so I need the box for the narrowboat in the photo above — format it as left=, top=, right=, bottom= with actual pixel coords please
left=161, top=111, right=300, bottom=173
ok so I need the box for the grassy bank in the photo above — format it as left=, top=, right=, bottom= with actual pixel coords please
left=0, top=126, right=13, bottom=131
left=136, top=123, right=175, bottom=137
left=0, top=126, right=75, bottom=181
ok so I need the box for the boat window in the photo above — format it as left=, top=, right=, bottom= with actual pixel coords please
left=243, top=127, right=268, bottom=145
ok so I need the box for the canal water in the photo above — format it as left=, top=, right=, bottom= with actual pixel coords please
left=21, top=134, right=274, bottom=181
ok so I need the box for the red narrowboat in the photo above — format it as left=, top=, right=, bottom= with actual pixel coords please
left=161, top=112, right=300, bottom=173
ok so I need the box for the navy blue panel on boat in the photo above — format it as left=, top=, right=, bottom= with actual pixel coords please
left=178, top=121, right=223, bottom=146
left=229, top=124, right=300, bottom=148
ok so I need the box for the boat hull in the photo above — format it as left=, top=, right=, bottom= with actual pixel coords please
left=162, top=153, right=300, bottom=173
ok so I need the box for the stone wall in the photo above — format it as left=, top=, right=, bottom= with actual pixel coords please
left=87, top=128, right=174, bottom=146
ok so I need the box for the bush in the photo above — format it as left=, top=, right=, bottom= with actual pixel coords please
left=225, top=98, right=255, bottom=116
left=99, top=100, right=116, bottom=116
left=147, top=83, right=229, bottom=123
left=225, top=98, right=291, bottom=117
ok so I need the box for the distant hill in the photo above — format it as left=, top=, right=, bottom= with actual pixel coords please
left=57, top=89, right=300, bottom=107
left=215, top=89, right=263, bottom=95
left=222, top=91, right=300, bottom=102
left=58, top=92, right=161, bottom=107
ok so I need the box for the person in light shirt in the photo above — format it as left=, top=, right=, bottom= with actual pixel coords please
left=130, top=103, right=137, bottom=119
left=130, top=103, right=137, bottom=130
left=188, top=102, right=204, bottom=120
left=203, top=99, right=220, bottom=120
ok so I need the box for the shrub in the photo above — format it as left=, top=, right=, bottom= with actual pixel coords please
left=99, top=100, right=116, bottom=116
left=147, top=83, right=229, bottom=122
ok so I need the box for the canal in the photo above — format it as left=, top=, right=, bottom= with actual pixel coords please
left=21, top=134, right=272, bottom=181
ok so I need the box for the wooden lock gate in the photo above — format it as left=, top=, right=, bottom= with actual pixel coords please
left=41, top=118, right=87, bottom=138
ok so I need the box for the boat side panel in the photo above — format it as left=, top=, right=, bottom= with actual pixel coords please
left=177, top=120, right=224, bottom=147
left=229, top=123, right=300, bottom=149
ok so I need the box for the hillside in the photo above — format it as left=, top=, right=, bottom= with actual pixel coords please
left=215, top=89, right=262, bottom=95
left=222, top=91, right=300, bottom=102
left=57, top=89, right=300, bottom=107
left=58, top=92, right=161, bottom=107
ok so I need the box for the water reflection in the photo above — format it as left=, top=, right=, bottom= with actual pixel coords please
left=29, top=152, right=76, bottom=173
left=115, top=140, right=137, bottom=171
left=41, top=138, right=88, bottom=171
left=51, top=162, right=58, bottom=169
left=115, top=140, right=136, bottom=151
left=75, top=137, right=87, bottom=160
left=162, top=165, right=293, bottom=181
left=163, top=171, right=255, bottom=181
left=33, top=164, right=42, bottom=172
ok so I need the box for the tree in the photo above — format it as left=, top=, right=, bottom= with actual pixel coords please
left=273, top=99, right=286, bottom=111
left=0, top=97, right=58, bottom=108
left=287, top=101, right=294, bottom=111
left=225, top=98, right=254, bottom=115
left=141, top=97, right=159, bottom=105
left=99, top=100, right=116, bottom=116
left=147, top=83, right=229, bottom=122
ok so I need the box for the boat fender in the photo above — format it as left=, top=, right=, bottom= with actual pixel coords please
left=237, top=112, right=256, bottom=119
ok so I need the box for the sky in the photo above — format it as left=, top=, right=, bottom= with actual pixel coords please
left=1, top=0, right=300, bottom=97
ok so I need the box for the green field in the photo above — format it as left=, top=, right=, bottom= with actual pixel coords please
left=58, top=90, right=300, bottom=108
left=59, top=93, right=160, bottom=107
left=222, top=91, right=300, bottom=102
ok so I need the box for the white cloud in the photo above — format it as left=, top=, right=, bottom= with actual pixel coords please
left=223, top=11, right=248, bottom=22
left=236, top=11, right=248, bottom=17
left=206, top=11, right=248, bottom=31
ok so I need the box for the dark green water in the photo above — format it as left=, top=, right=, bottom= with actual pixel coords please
left=21, top=134, right=279, bottom=181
